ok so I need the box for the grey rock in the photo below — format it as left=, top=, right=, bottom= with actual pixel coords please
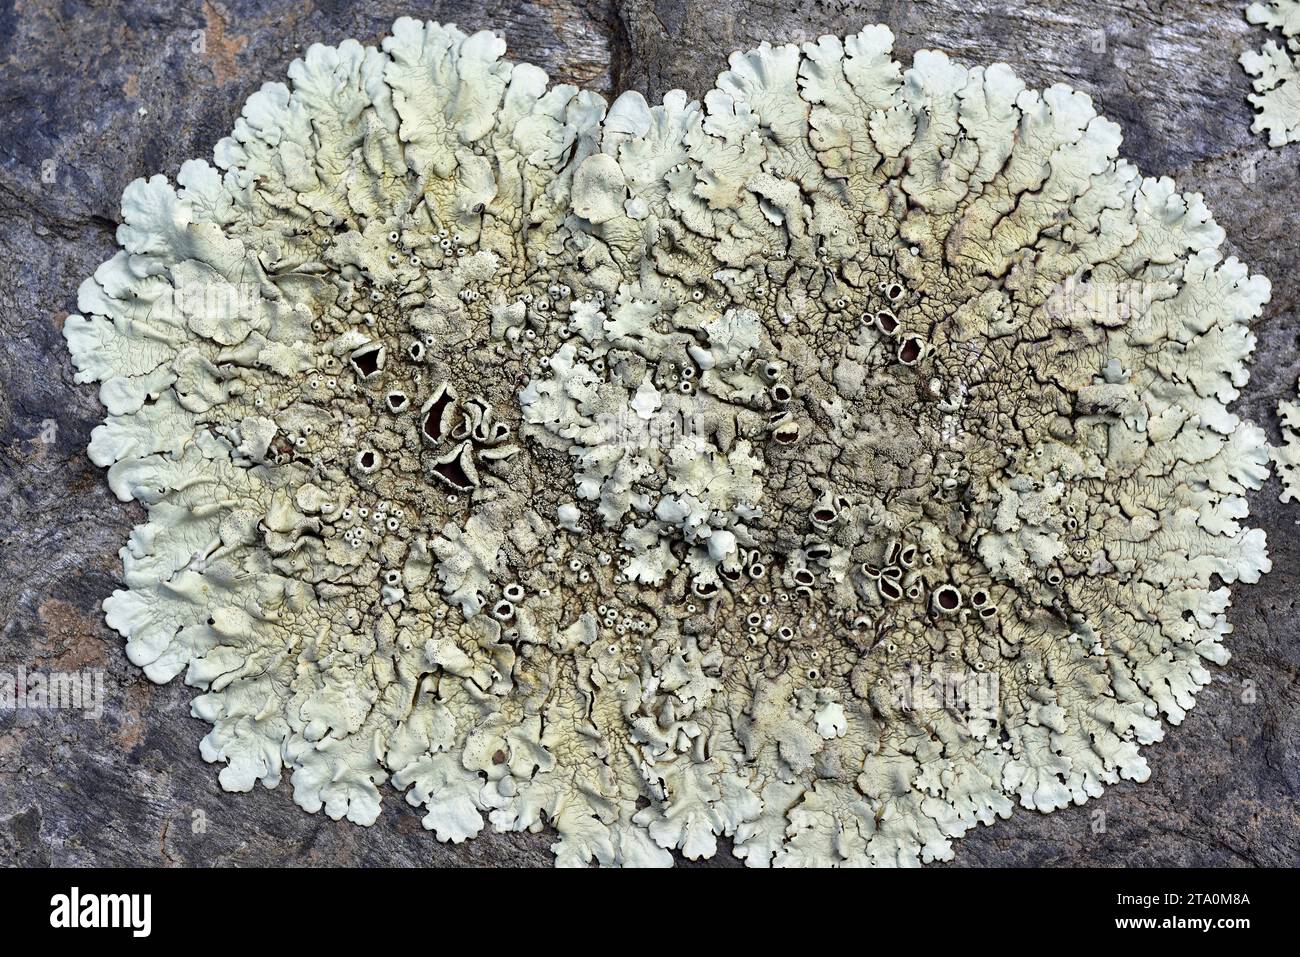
left=0, top=0, right=1295, bottom=867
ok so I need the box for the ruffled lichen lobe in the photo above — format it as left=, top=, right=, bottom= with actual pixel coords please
left=1242, top=1, right=1300, bottom=146
left=66, top=19, right=1272, bottom=866
left=1239, top=2, right=1300, bottom=505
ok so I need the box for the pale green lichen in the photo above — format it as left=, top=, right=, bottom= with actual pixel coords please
left=67, top=19, right=1273, bottom=866
left=1239, top=2, right=1300, bottom=504
left=1242, top=1, right=1300, bottom=145
left=1277, top=381, right=1300, bottom=501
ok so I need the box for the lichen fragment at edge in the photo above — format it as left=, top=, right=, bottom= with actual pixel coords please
left=1242, top=1, right=1300, bottom=145
left=1239, top=2, right=1300, bottom=504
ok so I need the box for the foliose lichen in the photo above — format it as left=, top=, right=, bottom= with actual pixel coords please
left=67, top=19, right=1273, bottom=866
left=1240, top=2, right=1300, bottom=504
left=1242, top=1, right=1300, bottom=146
left=1277, top=381, right=1300, bottom=501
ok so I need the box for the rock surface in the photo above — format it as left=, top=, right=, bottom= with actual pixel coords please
left=0, top=0, right=1295, bottom=867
